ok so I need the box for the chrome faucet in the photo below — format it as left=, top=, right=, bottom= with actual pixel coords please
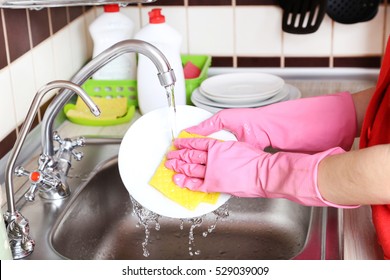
left=42, top=39, right=176, bottom=158
left=3, top=39, right=175, bottom=259
left=3, top=80, right=100, bottom=259
left=37, top=40, right=175, bottom=196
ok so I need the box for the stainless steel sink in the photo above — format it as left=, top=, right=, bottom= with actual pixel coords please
left=46, top=152, right=340, bottom=260
left=50, top=158, right=309, bottom=260
left=1, top=141, right=342, bottom=260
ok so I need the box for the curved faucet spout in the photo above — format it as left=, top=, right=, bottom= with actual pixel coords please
left=5, top=80, right=99, bottom=215
left=41, top=39, right=176, bottom=158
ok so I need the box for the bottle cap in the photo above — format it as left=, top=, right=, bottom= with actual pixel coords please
left=104, top=4, right=120, bottom=13
left=149, top=8, right=165, bottom=24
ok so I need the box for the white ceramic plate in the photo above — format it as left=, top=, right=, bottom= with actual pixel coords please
left=191, top=84, right=302, bottom=114
left=200, top=73, right=285, bottom=99
left=191, top=98, right=226, bottom=114
left=287, top=84, right=302, bottom=100
left=193, top=84, right=289, bottom=108
left=118, top=105, right=236, bottom=219
left=200, top=86, right=282, bottom=105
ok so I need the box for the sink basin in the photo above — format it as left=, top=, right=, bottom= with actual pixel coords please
left=5, top=143, right=340, bottom=260
left=49, top=157, right=332, bottom=260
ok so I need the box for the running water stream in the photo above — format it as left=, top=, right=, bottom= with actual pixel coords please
left=165, top=85, right=177, bottom=139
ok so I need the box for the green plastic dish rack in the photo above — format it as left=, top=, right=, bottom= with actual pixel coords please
left=64, top=55, right=211, bottom=126
left=64, top=79, right=137, bottom=126
left=181, top=54, right=212, bottom=105
left=81, top=79, right=138, bottom=106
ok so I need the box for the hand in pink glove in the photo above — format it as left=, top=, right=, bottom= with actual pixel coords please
left=186, top=92, right=357, bottom=153
left=165, top=137, right=357, bottom=208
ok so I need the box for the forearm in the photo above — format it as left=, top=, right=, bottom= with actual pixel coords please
left=318, top=144, right=390, bottom=205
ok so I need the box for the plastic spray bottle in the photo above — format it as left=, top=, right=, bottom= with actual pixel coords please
left=135, top=8, right=186, bottom=114
left=89, top=4, right=136, bottom=80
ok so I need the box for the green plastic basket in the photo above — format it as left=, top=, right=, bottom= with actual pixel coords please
left=81, top=79, right=138, bottom=107
left=64, top=79, right=137, bottom=126
left=182, top=55, right=212, bottom=105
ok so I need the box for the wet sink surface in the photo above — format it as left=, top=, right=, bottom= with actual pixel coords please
left=50, top=158, right=314, bottom=260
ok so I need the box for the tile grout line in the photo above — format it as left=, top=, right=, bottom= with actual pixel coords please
left=184, top=0, right=190, bottom=54
left=330, top=19, right=334, bottom=68
left=26, top=8, right=42, bottom=123
left=1, top=9, right=10, bottom=67
left=232, top=0, right=237, bottom=68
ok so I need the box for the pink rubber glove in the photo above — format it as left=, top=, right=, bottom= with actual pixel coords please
left=186, top=92, right=357, bottom=153
left=165, top=137, right=356, bottom=208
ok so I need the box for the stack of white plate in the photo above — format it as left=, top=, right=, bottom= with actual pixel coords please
left=191, top=73, right=301, bottom=113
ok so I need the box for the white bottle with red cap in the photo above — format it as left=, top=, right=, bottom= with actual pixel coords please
left=89, top=4, right=136, bottom=80
left=135, top=8, right=186, bottom=114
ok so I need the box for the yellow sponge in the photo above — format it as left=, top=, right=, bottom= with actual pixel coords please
left=149, top=131, right=219, bottom=210
left=67, top=96, right=127, bottom=121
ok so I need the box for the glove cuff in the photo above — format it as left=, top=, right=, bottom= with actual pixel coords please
left=260, top=147, right=360, bottom=208
left=312, top=147, right=360, bottom=208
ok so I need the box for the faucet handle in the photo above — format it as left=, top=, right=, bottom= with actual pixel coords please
left=53, top=131, right=85, bottom=161
left=15, top=166, right=60, bottom=202
left=70, top=137, right=85, bottom=161
left=72, top=149, right=83, bottom=161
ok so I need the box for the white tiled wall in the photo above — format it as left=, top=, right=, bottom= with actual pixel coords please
left=31, top=39, right=56, bottom=98
left=0, top=9, right=95, bottom=140
left=8, top=52, right=35, bottom=123
left=333, top=6, right=386, bottom=56
left=283, top=16, right=333, bottom=57
left=235, top=6, right=283, bottom=56
left=188, top=7, right=235, bottom=55
left=135, top=5, right=388, bottom=57
left=1, top=4, right=390, bottom=144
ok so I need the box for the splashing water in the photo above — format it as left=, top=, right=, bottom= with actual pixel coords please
left=186, top=217, right=203, bottom=256
left=179, top=219, right=185, bottom=230
left=130, top=196, right=160, bottom=257
left=131, top=197, right=230, bottom=257
left=179, top=204, right=229, bottom=256
left=203, top=203, right=229, bottom=237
